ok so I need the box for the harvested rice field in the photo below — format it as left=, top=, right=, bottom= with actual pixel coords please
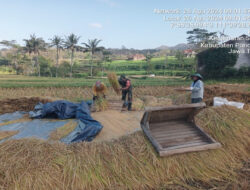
left=0, top=78, right=249, bottom=189
left=0, top=106, right=249, bottom=189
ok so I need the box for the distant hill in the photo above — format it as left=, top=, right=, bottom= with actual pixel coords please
left=155, top=45, right=169, bottom=50
left=170, top=43, right=195, bottom=50
left=156, top=43, right=194, bottom=51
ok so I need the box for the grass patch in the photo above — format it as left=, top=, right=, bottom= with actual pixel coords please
left=206, top=77, right=250, bottom=85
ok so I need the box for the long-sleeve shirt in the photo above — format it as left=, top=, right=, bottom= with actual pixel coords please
left=190, top=80, right=204, bottom=99
left=92, top=83, right=107, bottom=97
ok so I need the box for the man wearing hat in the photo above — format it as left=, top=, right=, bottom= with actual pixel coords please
left=189, top=73, right=204, bottom=103
left=118, top=75, right=133, bottom=111
left=92, top=80, right=107, bottom=101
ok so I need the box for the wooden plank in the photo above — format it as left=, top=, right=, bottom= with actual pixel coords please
left=151, top=131, right=199, bottom=140
left=159, top=143, right=221, bottom=157
left=153, top=131, right=201, bottom=140
left=151, top=126, right=194, bottom=134
left=151, top=129, right=199, bottom=138
left=151, top=126, right=197, bottom=134
left=141, top=123, right=163, bottom=151
left=151, top=120, right=189, bottom=127
left=140, top=102, right=221, bottom=157
left=149, top=109, right=192, bottom=123
left=161, top=141, right=209, bottom=149
left=165, top=141, right=211, bottom=150
left=150, top=120, right=194, bottom=130
left=159, top=138, right=207, bottom=148
left=145, top=102, right=206, bottom=112
left=159, top=140, right=206, bottom=148
left=140, top=112, right=147, bottom=126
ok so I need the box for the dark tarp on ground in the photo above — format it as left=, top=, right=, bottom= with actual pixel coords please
left=29, top=100, right=103, bottom=143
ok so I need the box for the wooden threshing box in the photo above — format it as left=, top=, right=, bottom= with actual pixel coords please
left=141, top=103, right=221, bottom=157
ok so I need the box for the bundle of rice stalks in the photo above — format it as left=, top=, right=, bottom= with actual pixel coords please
left=95, top=98, right=109, bottom=112
left=107, top=72, right=120, bottom=95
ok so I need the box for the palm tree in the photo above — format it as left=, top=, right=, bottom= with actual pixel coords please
left=23, top=34, right=46, bottom=77
left=64, top=34, right=81, bottom=78
left=102, top=50, right=112, bottom=77
left=146, top=53, right=153, bottom=74
left=82, top=39, right=103, bottom=77
left=49, top=36, right=63, bottom=77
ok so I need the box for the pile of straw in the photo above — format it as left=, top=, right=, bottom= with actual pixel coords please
left=107, top=72, right=120, bottom=95
left=0, top=97, right=58, bottom=114
left=94, top=98, right=109, bottom=112
left=0, top=106, right=249, bottom=189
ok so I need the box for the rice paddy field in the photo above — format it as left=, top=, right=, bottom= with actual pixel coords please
left=0, top=74, right=249, bottom=190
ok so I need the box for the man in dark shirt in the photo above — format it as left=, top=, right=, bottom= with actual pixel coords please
left=118, top=75, right=132, bottom=111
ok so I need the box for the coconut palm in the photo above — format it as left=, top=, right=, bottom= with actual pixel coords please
left=49, top=36, right=63, bottom=77
left=82, top=39, right=104, bottom=77
left=64, top=34, right=81, bottom=78
left=23, top=34, right=46, bottom=77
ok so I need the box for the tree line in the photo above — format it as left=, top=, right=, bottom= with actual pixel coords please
left=0, top=34, right=105, bottom=77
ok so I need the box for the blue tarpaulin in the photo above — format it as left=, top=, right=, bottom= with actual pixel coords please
left=29, top=100, right=103, bottom=143
left=0, top=111, right=26, bottom=124
left=0, top=118, right=68, bottom=141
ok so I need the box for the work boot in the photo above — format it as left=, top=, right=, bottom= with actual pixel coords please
left=128, top=103, right=132, bottom=111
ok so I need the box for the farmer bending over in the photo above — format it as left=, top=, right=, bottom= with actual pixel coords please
left=92, top=80, right=107, bottom=101
left=118, top=75, right=132, bottom=111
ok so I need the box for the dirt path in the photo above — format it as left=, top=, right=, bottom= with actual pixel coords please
left=92, top=110, right=143, bottom=142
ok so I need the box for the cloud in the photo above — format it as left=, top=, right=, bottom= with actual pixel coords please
left=89, top=23, right=103, bottom=29
left=97, top=0, right=117, bottom=7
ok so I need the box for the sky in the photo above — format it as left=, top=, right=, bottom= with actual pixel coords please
left=0, top=0, right=249, bottom=49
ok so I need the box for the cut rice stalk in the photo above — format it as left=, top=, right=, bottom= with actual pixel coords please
left=49, top=120, right=78, bottom=141
left=107, top=72, right=120, bottom=95
left=95, top=98, right=109, bottom=112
